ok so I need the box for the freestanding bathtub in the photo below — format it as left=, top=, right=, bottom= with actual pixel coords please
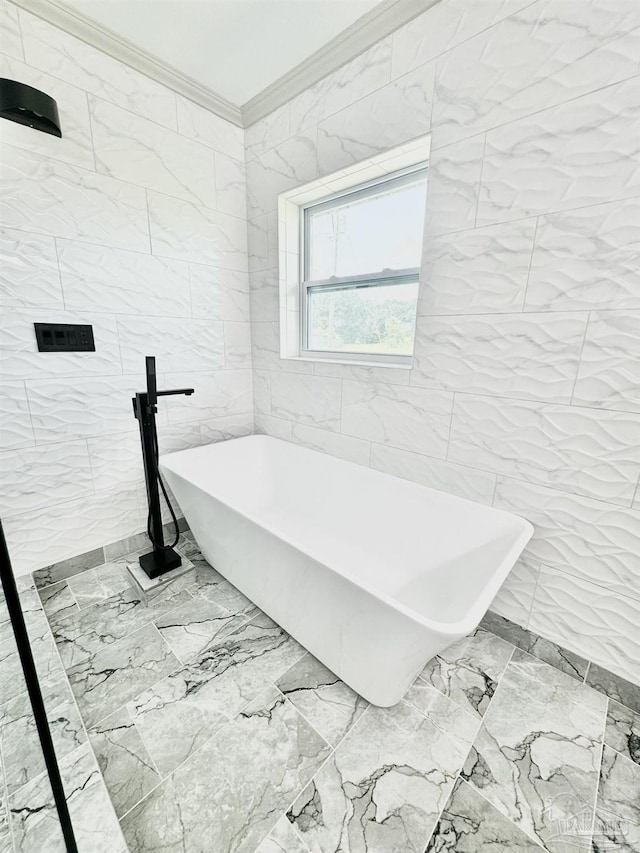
left=161, top=435, right=533, bottom=706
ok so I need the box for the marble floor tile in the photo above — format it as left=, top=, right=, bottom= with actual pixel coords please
left=462, top=650, right=608, bottom=852
left=121, top=684, right=330, bottom=853
left=0, top=616, right=64, bottom=707
left=0, top=638, right=25, bottom=705
left=587, top=662, right=640, bottom=714
left=276, top=653, right=368, bottom=747
left=592, top=745, right=640, bottom=852
left=22, top=612, right=63, bottom=684
left=129, top=613, right=304, bottom=776
left=425, top=778, right=544, bottom=852
left=88, top=706, right=161, bottom=819
left=38, top=581, right=78, bottom=622
left=37, top=666, right=78, bottom=710
left=403, top=678, right=481, bottom=746
left=66, top=622, right=180, bottom=728
left=480, top=611, right=589, bottom=681
left=66, top=560, right=133, bottom=609
left=0, top=588, right=34, bottom=646
left=32, top=548, right=105, bottom=590
left=254, top=817, right=311, bottom=853
left=12, top=588, right=41, bottom=618
left=0, top=751, right=10, bottom=853
left=154, top=594, right=248, bottom=664
left=288, top=698, right=473, bottom=853
left=9, top=743, right=124, bottom=853
left=420, top=627, right=514, bottom=719
left=605, top=700, right=640, bottom=765
left=0, top=690, right=86, bottom=795
left=0, top=604, right=13, bottom=648
left=50, top=585, right=192, bottom=668
left=177, top=536, right=258, bottom=616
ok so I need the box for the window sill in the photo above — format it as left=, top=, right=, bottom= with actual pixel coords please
left=284, top=354, right=413, bottom=370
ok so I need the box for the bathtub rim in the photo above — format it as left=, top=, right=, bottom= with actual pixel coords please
left=161, top=436, right=534, bottom=638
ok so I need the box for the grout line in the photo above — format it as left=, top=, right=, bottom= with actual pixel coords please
left=186, top=261, right=195, bottom=320
left=51, top=238, right=66, bottom=310
left=127, top=708, right=164, bottom=781
left=569, top=311, right=591, bottom=405
left=480, top=644, right=517, bottom=724
left=630, top=473, right=640, bottom=510
left=588, top=738, right=606, bottom=850
left=524, top=561, right=541, bottom=630
left=418, top=304, right=637, bottom=317
left=85, top=90, right=98, bottom=173
left=20, top=379, right=38, bottom=448
left=83, top=436, right=98, bottom=497
left=445, top=392, right=455, bottom=460
left=428, top=55, right=437, bottom=131
left=13, top=1, right=26, bottom=63
left=63, top=578, right=82, bottom=612
left=415, top=306, right=595, bottom=319
left=473, top=133, right=488, bottom=228
left=520, top=215, right=539, bottom=312
left=143, top=188, right=153, bottom=255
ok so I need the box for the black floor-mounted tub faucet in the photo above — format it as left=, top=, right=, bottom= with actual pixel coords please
left=133, top=356, right=194, bottom=579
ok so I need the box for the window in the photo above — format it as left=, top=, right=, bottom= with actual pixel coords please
left=277, top=135, right=431, bottom=368
left=300, top=167, right=428, bottom=365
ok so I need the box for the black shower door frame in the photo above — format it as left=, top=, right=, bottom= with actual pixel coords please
left=0, top=519, right=79, bottom=853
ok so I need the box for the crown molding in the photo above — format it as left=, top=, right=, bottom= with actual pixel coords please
left=241, top=0, right=441, bottom=127
left=10, top=0, right=243, bottom=126
left=11, top=0, right=441, bottom=130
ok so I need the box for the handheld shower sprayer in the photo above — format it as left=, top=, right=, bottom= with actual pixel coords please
left=133, top=357, right=194, bottom=579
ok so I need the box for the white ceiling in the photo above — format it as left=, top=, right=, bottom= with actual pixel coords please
left=64, top=0, right=382, bottom=106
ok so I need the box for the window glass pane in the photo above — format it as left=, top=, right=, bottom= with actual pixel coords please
left=307, top=281, right=419, bottom=357
left=308, top=175, right=427, bottom=281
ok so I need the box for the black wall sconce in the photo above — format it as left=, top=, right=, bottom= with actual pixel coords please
left=0, top=78, right=62, bottom=137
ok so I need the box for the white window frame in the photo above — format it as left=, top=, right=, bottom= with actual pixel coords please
left=276, top=133, right=431, bottom=370
left=299, top=166, right=427, bottom=367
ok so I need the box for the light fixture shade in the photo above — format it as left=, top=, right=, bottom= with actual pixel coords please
left=0, top=78, right=62, bottom=137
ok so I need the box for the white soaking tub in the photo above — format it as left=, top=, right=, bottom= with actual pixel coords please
left=161, top=435, right=533, bottom=706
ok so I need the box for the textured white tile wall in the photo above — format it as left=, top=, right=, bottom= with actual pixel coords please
left=246, top=0, right=640, bottom=684
left=0, top=6, right=252, bottom=574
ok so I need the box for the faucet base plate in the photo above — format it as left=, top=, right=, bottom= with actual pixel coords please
left=139, top=547, right=182, bottom=579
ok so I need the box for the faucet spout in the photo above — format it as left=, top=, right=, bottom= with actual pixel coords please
left=156, top=388, right=194, bottom=397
